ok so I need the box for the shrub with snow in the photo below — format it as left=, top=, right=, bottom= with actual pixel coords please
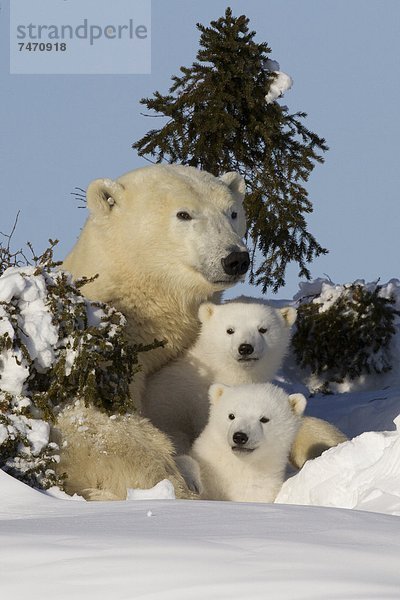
left=292, top=278, right=400, bottom=393
left=0, top=242, right=156, bottom=490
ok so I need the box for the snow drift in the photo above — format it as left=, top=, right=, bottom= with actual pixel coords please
left=277, top=414, right=400, bottom=515
left=1, top=469, right=400, bottom=600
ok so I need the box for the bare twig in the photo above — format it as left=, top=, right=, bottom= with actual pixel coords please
left=0, top=211, right=21, bottom=251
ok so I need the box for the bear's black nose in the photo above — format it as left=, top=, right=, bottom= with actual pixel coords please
left=233, top=431, right=248, bottom=445
left=221, top=251, right=250, bottom=276
left=238, top=343, right=254, bottom=356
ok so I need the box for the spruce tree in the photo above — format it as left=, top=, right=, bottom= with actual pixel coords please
left=133, top=8, right=328, bottom=292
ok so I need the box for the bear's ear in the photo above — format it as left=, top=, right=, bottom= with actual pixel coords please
left=209, top=383, right=228, bottom=404
left=288, top=393, right=307, bottom=416
left=86, top=178, right=126, bottom=216
left=219, top=172, right=246, bottom=200
left=279, top=306, right=297, bottom=327
left=198, top=302, right=216, bottom=323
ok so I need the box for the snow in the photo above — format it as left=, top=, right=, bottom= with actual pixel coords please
left=263, top=56, right=293, bottom=103
left=25, top=418, right=51, bottom=455
left=0, top=266, right=58, bottom=394
left=0, top=424, right=8, bottom=445
left=303, top=386, right=400, bottom=439
left=265, top=71, right=293, bottom=103
left=0, top=405, right=399, bottom=598
left=0, top=266, right=116, bottom=397
left=1, top=469, right=400, bottom=600
left=127, top=479, right=176, bottom=500
left=0, top=347, right=29, bottom=394
left=294, top=277, right=400, bottom=314
left=0, top=267, right=27, bottom=303
left=277, top=416, right=400, bottom=515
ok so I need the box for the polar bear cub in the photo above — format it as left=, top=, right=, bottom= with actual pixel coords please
left=189, top=383, right=306, bottom=502
left=142, top=297, right=296, bottom=455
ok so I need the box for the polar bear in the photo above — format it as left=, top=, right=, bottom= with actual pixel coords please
left=142, top=297, right=296, bottom=455
left=57, top=164, right=249, bottom=500
left=187, top=383, right=307, bottom=502
left=143, top=296, right=346, bottom=469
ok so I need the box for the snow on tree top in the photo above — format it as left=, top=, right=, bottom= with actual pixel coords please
left=265, top=71, right=293, bottom=104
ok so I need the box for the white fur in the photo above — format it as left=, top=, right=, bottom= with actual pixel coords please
left=143, top=295, right=347, bottom=470
left=189, top=383, right=306, bottom=502
left=142, top=297, right=296, bottom=454
left=289, top=415, right=348, bottom=469
left=58, top=164, right=248, bottom=499
left=53, top=401, right=193, bottom=501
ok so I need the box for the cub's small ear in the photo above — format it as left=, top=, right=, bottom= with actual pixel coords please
left=219, top=172, right=246, bottom=200
left=288, top=393, right=307, bottom=416
left=198, top=302, right=216, bottom=323
left=86, top=178, right=125, bottom=216
left=209, top=383, right=228, bottom=404
left=280, top=306, right=297, bottom=327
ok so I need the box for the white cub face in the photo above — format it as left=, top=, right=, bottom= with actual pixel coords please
left=198, top=298, right=296, bottom=366
left=208, top=383, right=306, bottom=460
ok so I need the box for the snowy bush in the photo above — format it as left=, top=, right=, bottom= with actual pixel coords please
left=292, top=279, right=400, bottom=393
left=0, top=240, right=157, bottom=490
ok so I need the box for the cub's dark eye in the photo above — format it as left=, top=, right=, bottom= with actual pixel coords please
left=259, top=327, right=268, bottom=334
left=260, top=417, right=270, bottom=424
left=231, top=211, right=238, bottom=220
left=177, top=211, right=192, bottom=221
left=226, top=328, right=235, bottom=335
left=228, top=413, right=235, bottom=420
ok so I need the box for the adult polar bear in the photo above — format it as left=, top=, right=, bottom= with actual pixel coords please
left=57, top=164, right=249, bottom=500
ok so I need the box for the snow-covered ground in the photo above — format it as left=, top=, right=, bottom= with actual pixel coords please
left=1, top=469, right=400, bottom=600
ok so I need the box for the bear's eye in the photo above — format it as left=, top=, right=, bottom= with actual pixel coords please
left=259, top=327, right=268, bottom=334
left=228, top=413, right=235, bottom=420
left=231, top=211, right=238, bottom=220
left=177, top=211, right=192, bottom=221
left=226, top=328, right=235, bottom=335
left=260, top=417, right=270, bottom=424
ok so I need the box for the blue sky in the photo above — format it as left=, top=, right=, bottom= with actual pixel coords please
left=1, top=0, right=399, bottom=299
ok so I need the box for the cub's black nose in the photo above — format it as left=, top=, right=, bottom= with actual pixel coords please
left=221, top=251, right=250, bottom=276
left=238, top=343, right=254, bottom=356
left=233, top=431, right=248, bottom=445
